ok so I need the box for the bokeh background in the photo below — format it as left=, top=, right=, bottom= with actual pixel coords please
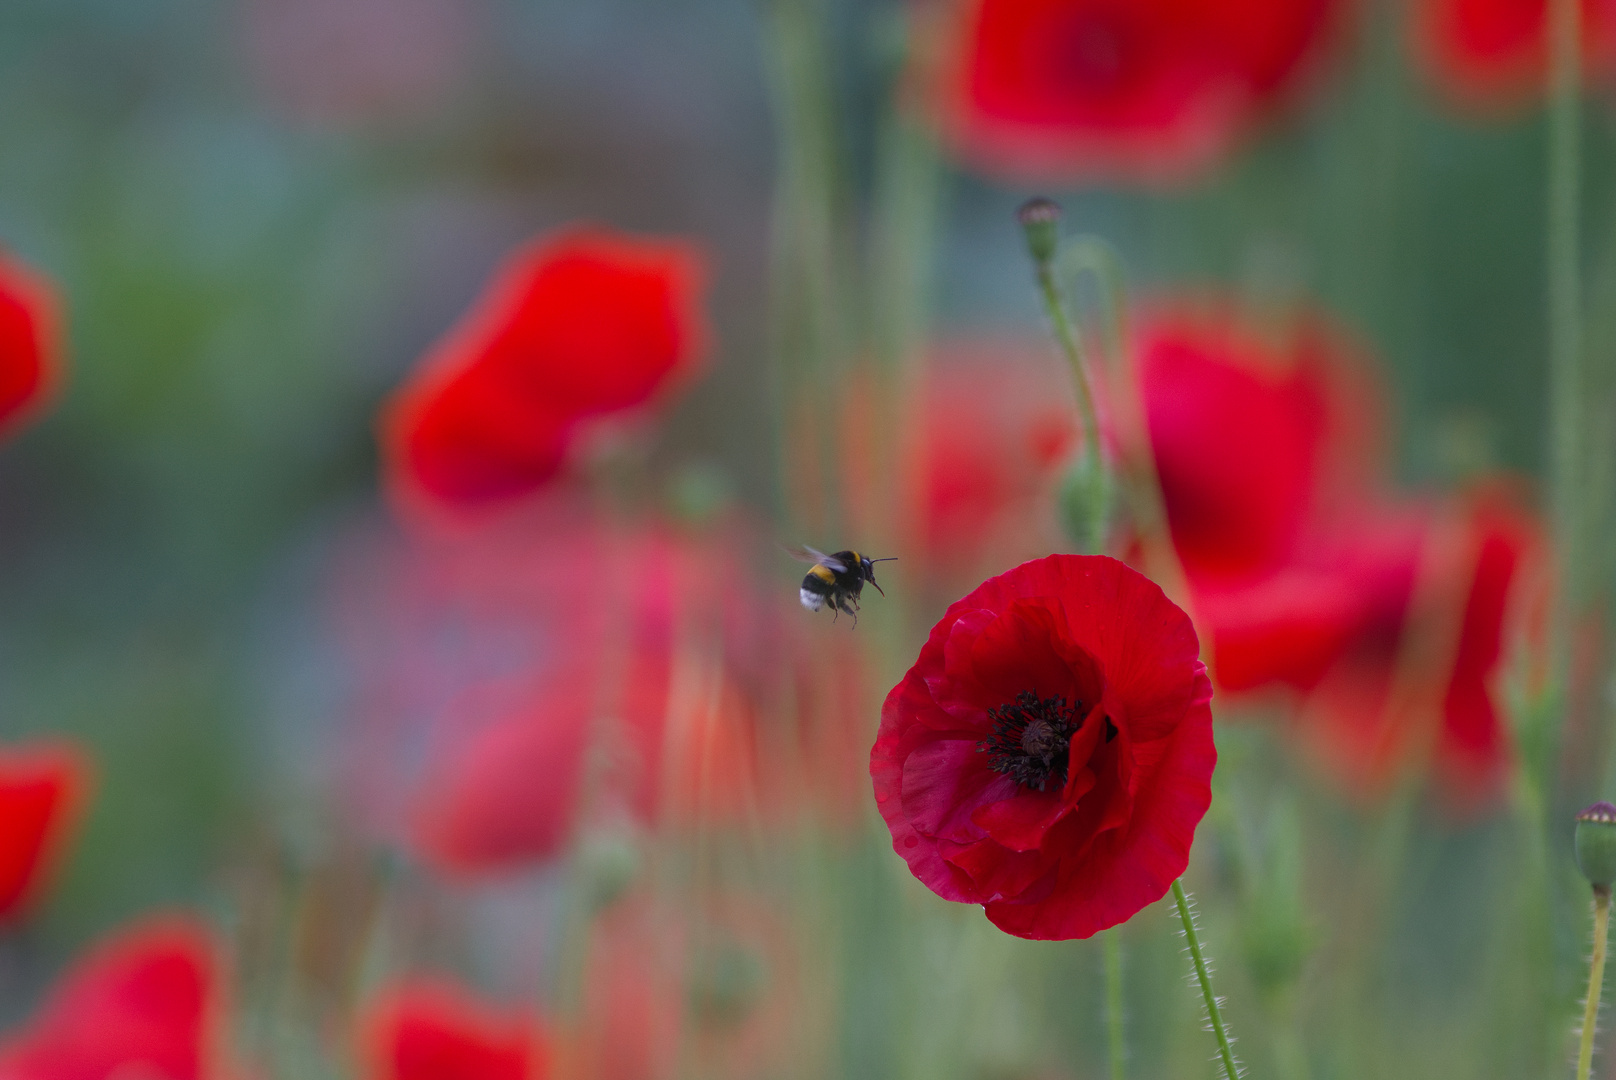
left=0, top=0, right=1611, bottom=1077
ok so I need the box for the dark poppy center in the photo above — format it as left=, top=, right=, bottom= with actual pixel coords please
left=977, top=690, right=1082, bottom=792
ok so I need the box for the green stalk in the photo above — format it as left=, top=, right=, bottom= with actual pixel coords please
left=1546, top=0, right=1583, bottom=704
left=1578, top=888, right=1611, bottom=1080
left=1173, top=880, right=1243, bottom=1080
left=1023, top=205, right=1107, bottom=554
left=1104, top=927, right=1127, bottom=1080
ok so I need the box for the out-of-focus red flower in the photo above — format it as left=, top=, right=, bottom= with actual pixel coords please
left=571, top=894, right=801, bottom=1080
left=380, top=227, right=708, bottom=521
left=327, top=492, right=810, bottom=876
left=358, top=977, right=548, bottom=1080
left=0, top=741, right=91, bottom=924
left=871, top=554, right=1215, bottom=939
left=1140, top=304, right=1379, bottom=583
left=1136, top=299, right=1544, bottom=810
left=0, top=915, right=224, bottom=1080
left=899, top=339, right=1077, bottom=586
left=1299, top=484, right=1545, bottom=808
left=1412, top=0, right=1616, bottom=113
left=927, top=0, right=1344, bottom=183
left=0, top=252, right=63, bottom=439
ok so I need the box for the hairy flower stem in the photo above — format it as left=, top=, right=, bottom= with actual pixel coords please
left=1173, top=879, right=1243, bottom=1080
left=1104, top=927, right=1127, bottom=1080
left=1546, top=0, right=1582, bottom=709
left=1031, top=248, right=1107, bottom=554
left=1579, top=887, right=1611, bottom=1080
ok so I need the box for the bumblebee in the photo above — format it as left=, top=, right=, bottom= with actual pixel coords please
left=787, top=546, right=895, bottom=625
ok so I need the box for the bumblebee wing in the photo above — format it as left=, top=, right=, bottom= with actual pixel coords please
left=782, top=544, right=848, bottom=573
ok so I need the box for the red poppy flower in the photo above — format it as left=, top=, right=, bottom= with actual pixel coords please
left=870, top=554, right=1215, bottom=940
left=896, top=339, right=1077, bottom=586
left=1412, top=0, right=1616, bottom=112
left=1298, top=484, right=1544, bottom=808
left=928, top=0, right=1344, bottom=183
left=0, top=740, right=91, bottom=923
left=380, top=227, right=708, bottom=520
left=0, top=915, right=224, bottom=1080
left=358, top=977, right=548, bottom=1080
left=0, top=251, right=63, bottom=438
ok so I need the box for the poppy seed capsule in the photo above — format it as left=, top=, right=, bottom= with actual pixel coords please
left=1017, top=197, right=1062, bottom=265
left=1575, top=802, right=1616, bottom=892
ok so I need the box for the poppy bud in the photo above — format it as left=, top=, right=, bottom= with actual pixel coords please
left=1575, top=802, right=1616, bottom=893
left=1058, top=447, right=1114, bottom=555
left=1017, top=197, right=1062, bottom=266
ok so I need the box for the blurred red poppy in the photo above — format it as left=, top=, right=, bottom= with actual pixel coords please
left=572, top=893, right=801, bottom=1080
left=0, top=251, right=64, bottom=439
left=327, top=493, right=805, bottom=876
left=380, top=227, right=709, bottom=521
left=1136, top=300, right=1544, bottom=810
left=1412, top=0, right=1616, bottom=112
left=927, top=0, right=1345, bottom=183
left=0, top=915, right=224, bottom=1080
left=358, top=977, right=548, bottom=1080
left=871, top=554, right=1215, bottom=939
left=899, top=339, right=1077, bottom=587
left=0, top=740, right=91, bottom=924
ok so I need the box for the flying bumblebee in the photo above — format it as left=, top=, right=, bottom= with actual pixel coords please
left=786, top=546, right=895, bottom=625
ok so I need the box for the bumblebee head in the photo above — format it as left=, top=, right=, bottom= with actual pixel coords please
left=861, top=555, right=897, bottom=597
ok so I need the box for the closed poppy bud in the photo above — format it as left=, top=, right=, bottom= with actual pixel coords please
left=1017, top=197, right=1062, bottom=266
left=1575, top=802, right=1616, bottom=893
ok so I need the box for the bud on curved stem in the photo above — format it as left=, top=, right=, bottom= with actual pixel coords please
left=1576, top=803, right=1616, bottom=1080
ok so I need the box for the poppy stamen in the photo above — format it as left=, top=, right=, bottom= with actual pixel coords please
left=977, top=691, right=1082, bottom=792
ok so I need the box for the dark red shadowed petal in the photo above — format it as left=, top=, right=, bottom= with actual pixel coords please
left=872, top=554, right=1214, bottom=940
left=359, top=977, right=548, bottom=1080
left=0, top=741, right=91, bottom=924
left=0, top=915, right=222, bottom=1080
left=380, top=227, right=709, bottom=523
left=0, top=252, right=64, bottom=439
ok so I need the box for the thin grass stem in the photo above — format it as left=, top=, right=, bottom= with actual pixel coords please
left=1104, top=927, right=1127, bottom=1080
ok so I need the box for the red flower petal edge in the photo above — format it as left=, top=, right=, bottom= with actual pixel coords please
left=871, top=554, right=1215, bottom=940
left=0, top=251, right=64, bottom=439
left=0, top=914, right=222, bottom=1080
left=380, top=226, right=709, bottom=522
left=359, top=977, right=548, bottom=1080
left=0, top=740, right=92, bottom=923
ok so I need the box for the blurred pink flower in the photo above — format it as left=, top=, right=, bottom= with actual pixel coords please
left=0, top=915, right=227, bottom=1080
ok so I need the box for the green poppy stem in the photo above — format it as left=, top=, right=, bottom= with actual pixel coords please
left=1021, top=201, right=1108, bottom=555
left=1546, top=0, right=1582, bottom=699
left=1578, top=887, right=1611, bottom=1080
left=1104, top=927, right=1126, bottom=1080
left=1172, top=879, right=1242, bottom=1080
